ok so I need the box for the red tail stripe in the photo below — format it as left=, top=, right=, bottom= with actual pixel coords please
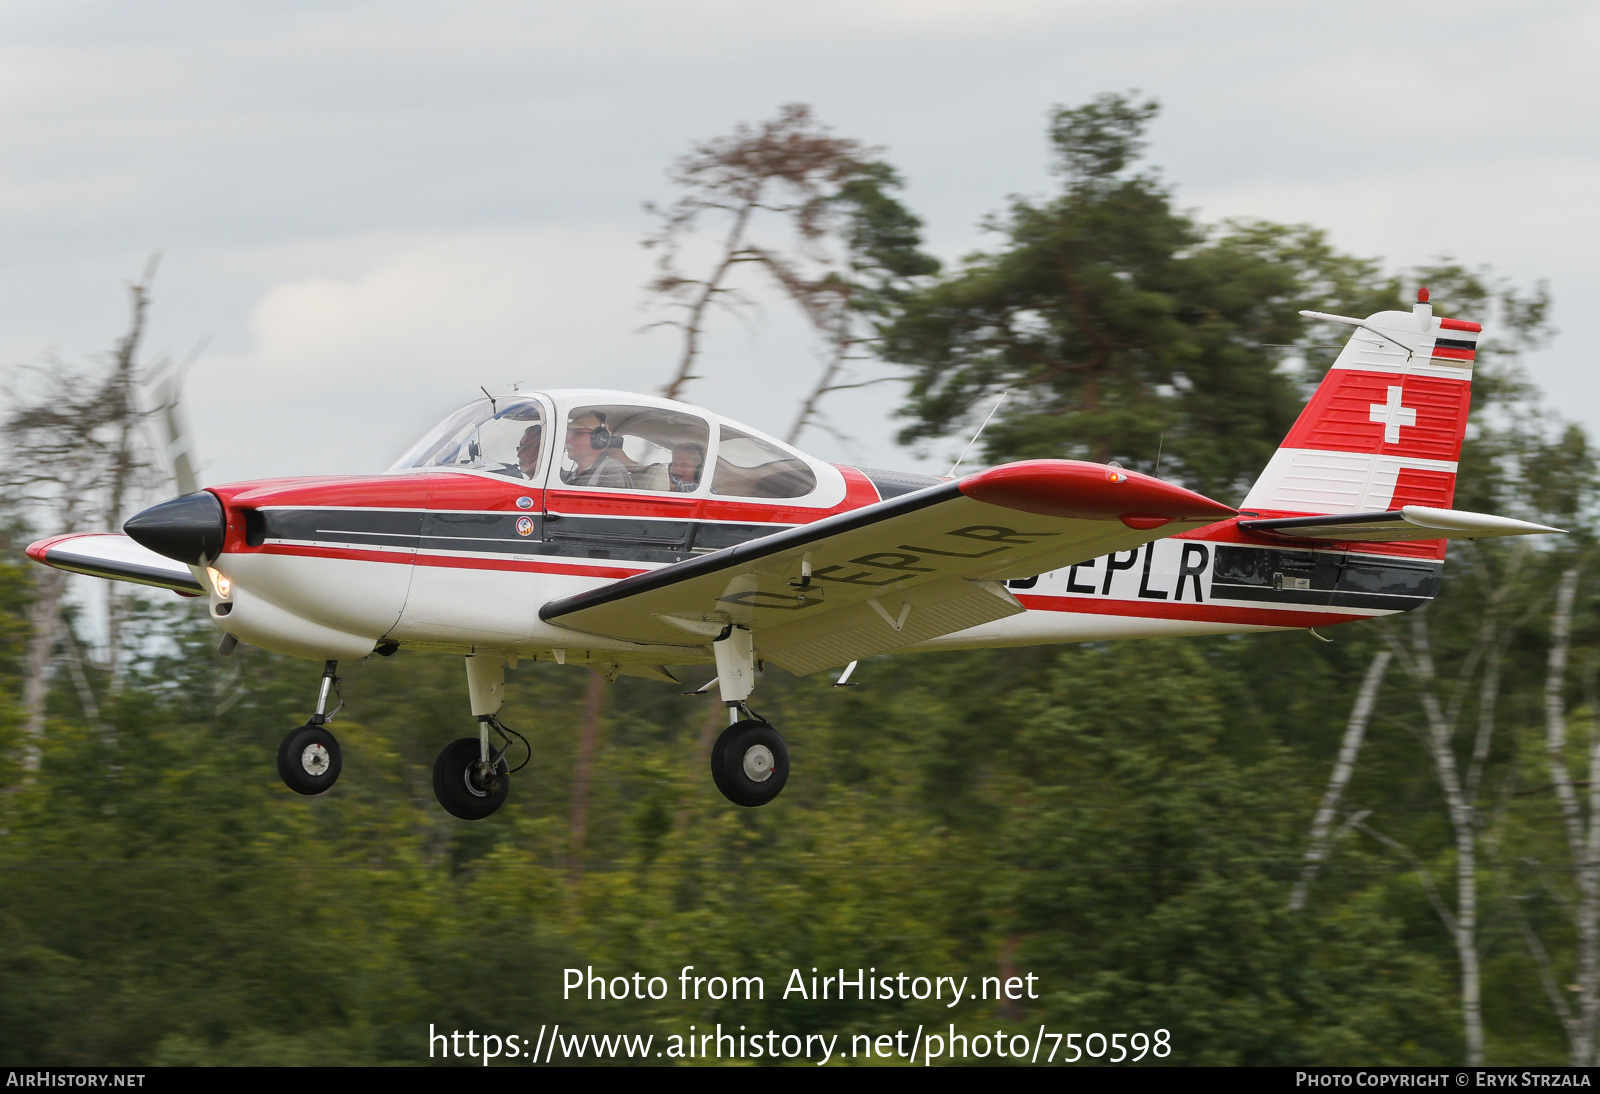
left=1431, top=346, right=1475, bottom=361
left=1439, top=317, right=1482, bottom=333
left=1281, top=372, right=1470, bottom=460
left=1390, top=468, right=1456, bottom=510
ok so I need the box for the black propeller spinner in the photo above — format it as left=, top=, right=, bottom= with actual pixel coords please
left=124, top=491, right=227, bottom=566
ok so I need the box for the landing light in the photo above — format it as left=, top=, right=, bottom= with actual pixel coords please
left=207, top=567, right=232, bottom=599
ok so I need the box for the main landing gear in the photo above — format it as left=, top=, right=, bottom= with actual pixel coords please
left=708, top=626, right=789, bottom=808
left=274, top=639, right=788, bottom=813
left=711, top=715, right=789, bottom=807
left=432, top=654, right=530, bottom=820
left=277, top=660, right=344, bottom=795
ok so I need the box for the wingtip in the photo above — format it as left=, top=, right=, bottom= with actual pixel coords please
left=24, top=533, right=85, bottom=563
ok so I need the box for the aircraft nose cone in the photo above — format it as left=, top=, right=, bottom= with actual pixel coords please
left=124, top=491, right=226, bottom=565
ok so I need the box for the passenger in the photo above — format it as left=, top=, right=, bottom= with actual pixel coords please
left=515, top=423, right=543, bottom=478
left=669, top=442, right=705, bottom=493
left=562, top=412, right=632, bottom=489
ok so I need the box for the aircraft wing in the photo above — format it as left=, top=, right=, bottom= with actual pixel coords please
left=539, top=460, right=1236, bottom=676
left=26, top=532, right=205, bottom=596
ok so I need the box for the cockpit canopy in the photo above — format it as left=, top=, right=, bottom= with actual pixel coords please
left=389, top=393, right=824, bottom=501
left=559, top=402, right=711, bottom=492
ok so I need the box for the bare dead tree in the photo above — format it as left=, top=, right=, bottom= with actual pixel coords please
left=3, top=255, right=165, bottom=773
left=645, top=104, right=872, bottom=402
left=644, top=105, right=935, bottom=444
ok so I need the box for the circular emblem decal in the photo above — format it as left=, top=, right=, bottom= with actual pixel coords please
left=515, top=516, right=535, bottom=537
left=516, top=496, right=534, bottom=509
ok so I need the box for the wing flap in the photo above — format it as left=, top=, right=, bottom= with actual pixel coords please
left=26, top=533, right=205, bottom=595
left=1240, top=505, right=1563, bottom=543
left=541, top=460, right=1235, bottom=664
left=760, top=578, right=1022, bottom=676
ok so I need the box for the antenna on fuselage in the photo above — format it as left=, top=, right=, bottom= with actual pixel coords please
left=947, top=390, right=1009, bottom=480
left=480, top=386, right=497, bottom=415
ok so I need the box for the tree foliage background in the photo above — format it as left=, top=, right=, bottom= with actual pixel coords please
left=1, top=96, right=1597, bottom=1066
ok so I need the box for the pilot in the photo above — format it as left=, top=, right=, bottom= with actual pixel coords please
left=669, top=442, right=704, bottom=493
left=516, top=423, right=543, bottom=478
left=562, top=412, right=632, bottom=489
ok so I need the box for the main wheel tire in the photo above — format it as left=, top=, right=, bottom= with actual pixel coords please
left=710, top=721, right=734, bottom=801
left=711, top=720, right=789, bottom=807
left=277, top=723, right=342, bottom=796
left=433, top=737, right=510, bottom=820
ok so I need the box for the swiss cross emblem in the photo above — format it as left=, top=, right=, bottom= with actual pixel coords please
left=1370, top=385, right=1417, bottom=444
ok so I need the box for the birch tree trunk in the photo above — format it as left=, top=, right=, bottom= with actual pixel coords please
left=1543, top=567, right=1600, bottom=1064
left=1387, top=609, right=1489, bottom=1065
left=1290, top=649, right=1391, bottom=910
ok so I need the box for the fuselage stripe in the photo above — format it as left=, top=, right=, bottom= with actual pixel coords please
left=257, top=542, right=649, bottom=579
left=1014, top=593, right=1385, bottom=628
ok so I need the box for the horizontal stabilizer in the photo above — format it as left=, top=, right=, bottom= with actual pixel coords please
left=1239, top=505, right=1562, bottom=543
left=25, top=533, right=205, bottom=595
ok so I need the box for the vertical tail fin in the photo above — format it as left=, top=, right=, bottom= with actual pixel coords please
left=1241, top=290, right=1479, bottom=515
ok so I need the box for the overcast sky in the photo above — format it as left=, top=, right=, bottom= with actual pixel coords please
left=3, top=0, right=1596, bottom=492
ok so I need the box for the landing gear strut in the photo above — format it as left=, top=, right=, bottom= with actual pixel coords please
left=433, top=654, right=529, bottom=820
left=277, top=660, right=343, bottom=795
left=708, top=627, right=789, bottom=808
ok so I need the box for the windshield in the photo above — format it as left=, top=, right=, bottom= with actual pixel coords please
left=388, top=397, right=547, bottom=479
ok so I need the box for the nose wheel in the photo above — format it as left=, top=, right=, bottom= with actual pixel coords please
left=277, top=660, right=344, bottom=795
left=277, top=723, right=343, bottom=795
left=711, top=719, right=789, bottom=807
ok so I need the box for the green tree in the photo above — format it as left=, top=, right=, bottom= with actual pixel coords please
left=883, top=93, right=1397, bottom=500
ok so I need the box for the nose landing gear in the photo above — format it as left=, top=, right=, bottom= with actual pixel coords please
left=277, top=660, right=344, bottom=796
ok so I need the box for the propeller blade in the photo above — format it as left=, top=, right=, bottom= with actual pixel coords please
left=148, top=373, right=201, bottom=496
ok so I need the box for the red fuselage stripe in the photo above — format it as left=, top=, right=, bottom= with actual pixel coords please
left=257, top=543, right=1372, bottom=625
left=259, top=543, right=648, bottom=580
left=1013, top=592, right=1367, bottom=628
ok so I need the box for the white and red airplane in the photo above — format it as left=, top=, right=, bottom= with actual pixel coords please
left=27, top=291, right=1559, bottom=817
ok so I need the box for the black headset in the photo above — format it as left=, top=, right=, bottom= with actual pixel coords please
left=587, top=412, right=611, bottom=450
